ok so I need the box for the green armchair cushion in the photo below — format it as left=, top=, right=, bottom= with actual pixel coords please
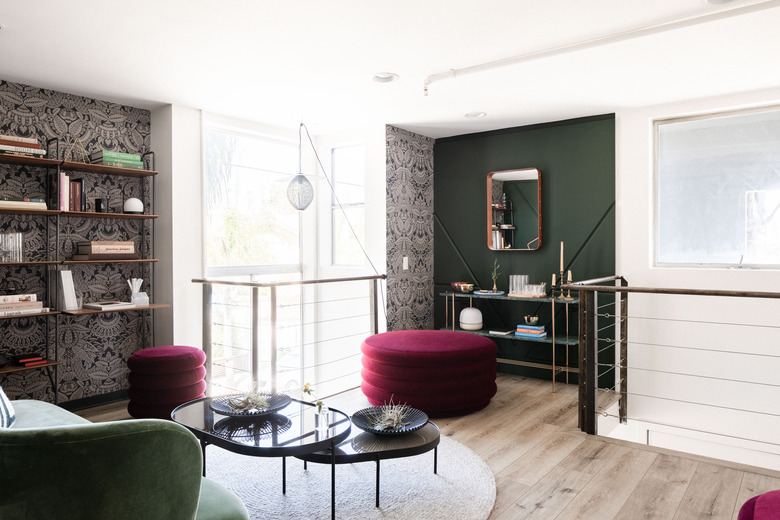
left=0, top=400, right=249, bottom=520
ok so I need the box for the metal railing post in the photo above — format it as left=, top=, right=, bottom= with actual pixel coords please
left=578, top=289, right=597, bottom=435
left=270, top=286, right=277, bottom=393
left=369, top=278, right=378, bottom=335
left=203, top=284, right=213, bottom=395
left=251, top=287, right=261, bottom=389
left=618, top=278, right=628, bottom=424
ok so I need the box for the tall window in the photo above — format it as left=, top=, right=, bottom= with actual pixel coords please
left=203, top=125, right=304, bottom=394
left=204, top=127, right=301, bottom=271
left=330, top=144, right=365, bottom=266
left=656, top=107, right=780, bottom=267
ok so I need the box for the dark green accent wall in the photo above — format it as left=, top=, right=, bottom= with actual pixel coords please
left=433, top=115, right=615, bottom=379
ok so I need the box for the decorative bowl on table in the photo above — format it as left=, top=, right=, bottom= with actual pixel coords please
left=209, top=391, right=292, bottom=417
left=451, top=282, right=474, bottom=293
left=351, top=405, right=429, bottom=436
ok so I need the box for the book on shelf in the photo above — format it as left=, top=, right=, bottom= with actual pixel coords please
left=77, top=241, right=135, bottom=254
left=0, top=307, right=49, bottom=317
left=0, top=134, right=40, bottom=146
left=14, top=354, right=43, bottom=364
left=516, top=323, right=545, bottom=331
left=488, top=330, right=514, bottom=335
left=89, top=150, right=142, bottom=162
left=59, top=172, right=69, bottom=211
left=18, top=358, right=48, bottom=367
left=0, top=138, right=41, bottom=149
left=0, top=300, right=43, bottom=312
left=69, top=178, right=84, bottom=212
left=71, top=252, right=140, bottom=261
left=57, top=270, right=79, bottom=311
left=515, top=331, right=548, bottom=339
left=0, top=294, right=36, bottom=304
left=82, top=300, right=136, bottom=311
left=92, top=159, right=144, bottom=170
left=0, top=199, right=48, bottom=210
left=0, top=144, right=46, bottom=156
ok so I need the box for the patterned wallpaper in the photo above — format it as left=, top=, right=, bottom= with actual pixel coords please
left=385, top=125, right=435, bottom=331
left=0, top=80, right=153, bottom=404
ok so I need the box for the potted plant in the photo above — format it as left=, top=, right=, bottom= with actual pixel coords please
left=490, top=260, right=500, bottom=293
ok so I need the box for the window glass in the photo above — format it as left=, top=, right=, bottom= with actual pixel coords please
left=204, top=128, right=301, bottom=268
left=331, top=145, right=365, bottom=265
left=656, top=107, right=780, bottom=267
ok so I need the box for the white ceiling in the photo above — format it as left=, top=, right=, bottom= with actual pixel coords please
left=2, top=0, right=780, bottom=138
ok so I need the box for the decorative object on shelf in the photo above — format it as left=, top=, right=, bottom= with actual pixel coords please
left=127, top=278, right=148, bottom=305
left=57, top=270, right=79, bottom=311
left=94, top=197, right=108, bottom=213
left=524, top=315, right=539, bottom=325
left=351, top=404, right=428, bottom=435
left=508, top=274, right=529, bottom=296
left=459, top=306, right=483, bottom=330
left=475, top=290, right=505, bottom=296
left=450, top=281, right=474, bottom=293
left=490, top=259, right=500, bottom=293
left=82, top=300, right=136, bottom=311
left=209, top=391, right=292, bottom=417
left=561, top=269, right=575, bottom=300
left=0, top=233, right=23, bottom=263
left=287, top=123, right=314, bottom=211
left=123, top=197, right=143, bottom=214
left=63, top=137, right=90, bottom=163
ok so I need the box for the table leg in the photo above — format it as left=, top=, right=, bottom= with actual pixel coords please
left=434, top=446, right=438, bottom=474
left=331, top=441, right=336, bottom=520
left=200, top=440, right=207, bottom=477
left=375, top=459, right=381, bottom=507
left=282, top=457, right=286, bottom=494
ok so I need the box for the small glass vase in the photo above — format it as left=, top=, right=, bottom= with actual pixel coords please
left=315, top=405, right=330, bottom=433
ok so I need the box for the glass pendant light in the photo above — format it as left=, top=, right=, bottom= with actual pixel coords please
left=287, top=124, right=314, bottom=210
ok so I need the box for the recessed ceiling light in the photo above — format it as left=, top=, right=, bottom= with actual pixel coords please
left=465, top=112, right=487, bottom=119
left=372, top=72, right=399, bottom=83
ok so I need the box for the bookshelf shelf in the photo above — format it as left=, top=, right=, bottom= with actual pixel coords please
left=61, top=161, right=158, bottom=177
left=62, top=258, right=158, bottom=265
left=0, top=311, right=60, bottom=321
left=60, top=210, right=158, bottom=219
left=61, top=303, right=170, bottom=316
left=0, top=360, right=60, bottom=375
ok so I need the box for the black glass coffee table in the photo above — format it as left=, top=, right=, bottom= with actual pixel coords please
left=296, top=421, right=441, bottom=507
left=171, top=396, right=351, bottom=519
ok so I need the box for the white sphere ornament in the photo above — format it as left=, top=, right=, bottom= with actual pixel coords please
left=123, top=197, right=144, bottom=214
left=459, top=307, right=483, bottom=330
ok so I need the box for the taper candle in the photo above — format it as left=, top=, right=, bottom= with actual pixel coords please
left=560, top=242, right=564, bottom=272
left=552, top=273, right=556, bottom=286
left=567, top=270, right=572, bottom=283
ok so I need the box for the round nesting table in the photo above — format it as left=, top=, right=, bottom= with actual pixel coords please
left=296, top=421, right=440, bottom=507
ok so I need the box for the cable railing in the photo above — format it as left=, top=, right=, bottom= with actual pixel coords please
left=566, top=276, right=780, bottom=470
left=193, top=274, right=386, bottom=399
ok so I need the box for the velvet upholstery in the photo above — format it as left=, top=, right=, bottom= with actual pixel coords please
left=0, top=400, right=248, bottom=520
left=738, top=490, right=780, bottom=519
left=360, top=330, right=497, bottom=417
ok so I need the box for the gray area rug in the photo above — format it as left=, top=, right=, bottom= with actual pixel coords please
left=205, top=435, right=496, bottom=519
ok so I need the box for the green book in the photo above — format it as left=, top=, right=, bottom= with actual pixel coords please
left=97, top=160, right=144, bottom=170
left=90, top=150, right=142, bottom=162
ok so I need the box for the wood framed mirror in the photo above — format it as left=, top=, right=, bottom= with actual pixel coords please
left=487, top=168, right=541, bottom=250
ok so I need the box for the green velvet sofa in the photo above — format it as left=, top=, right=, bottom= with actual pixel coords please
left=0, top=399, right=249, bottom=520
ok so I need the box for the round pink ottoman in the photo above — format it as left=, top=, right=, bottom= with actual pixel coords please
left=360, top=330, right=497, bottom=418
left=127, top=345, right=207, bottom=420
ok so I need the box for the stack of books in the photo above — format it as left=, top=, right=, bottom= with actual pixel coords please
left=0, top=134, right=46, bottom=157
left=89, top=150, right=144, bottom=169
left=14, top=354, right=49, bottom=367
left=72, top=240, right=139, bottom=261
left=515, top=323, right=547, bottom=339
left=0, top=294, right=46, bottom=317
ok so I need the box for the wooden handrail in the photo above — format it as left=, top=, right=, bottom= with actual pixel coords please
left=562, top=282, right=780, bottom=300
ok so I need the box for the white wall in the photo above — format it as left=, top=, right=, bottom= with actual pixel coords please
left=150, top=104, right=204, bottom=349
left=614, top=87, right=780, bottom=469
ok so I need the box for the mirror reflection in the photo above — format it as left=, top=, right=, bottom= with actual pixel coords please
left=487, top=168, right=541, bottom=251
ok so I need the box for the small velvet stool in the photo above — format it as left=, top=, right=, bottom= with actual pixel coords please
left=127, top=345, right=207, bottom=420
left=738, top=490, right=780, bottom=519
left=361, top=330, right=497, bottom=418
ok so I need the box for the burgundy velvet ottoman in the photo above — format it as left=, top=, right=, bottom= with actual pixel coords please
left=127, top=345, right=207, bottom=420
left=360, top=330, right=497, bottom=418
left=738, top=490, right=780, bottom=519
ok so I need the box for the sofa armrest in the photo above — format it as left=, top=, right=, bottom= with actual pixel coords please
left=0, top=418, right=204, bottom=520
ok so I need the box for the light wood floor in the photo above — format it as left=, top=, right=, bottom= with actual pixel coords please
left=78, top=373, right=780, bottom=520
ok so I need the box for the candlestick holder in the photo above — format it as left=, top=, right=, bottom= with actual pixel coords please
left=560, top=270, right=574, bottom=300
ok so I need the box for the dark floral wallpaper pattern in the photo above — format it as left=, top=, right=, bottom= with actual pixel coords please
left=385, top=125, right=435, bottom=331
left=0, top=80, right=153, bottom=403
